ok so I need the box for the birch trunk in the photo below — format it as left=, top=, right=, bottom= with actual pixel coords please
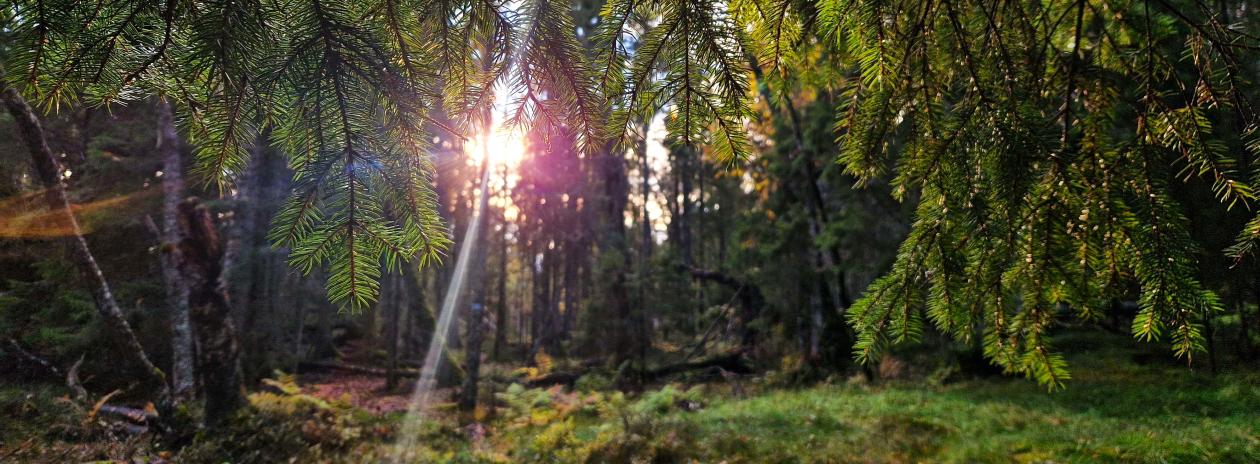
left=2, top=87, right=171, bottom=405
left=155, top=98, right=196, bottom=400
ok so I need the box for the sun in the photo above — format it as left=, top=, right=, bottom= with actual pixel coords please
left=483, top=129, right=525, bottom=167
left=464, top=121, right=525, bottom=169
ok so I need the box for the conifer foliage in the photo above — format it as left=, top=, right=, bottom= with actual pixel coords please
left=4, top=0, right=1258, bottom=386
left=815, top=0, right=1260, bottom=386
left=1, top=0, right=758, bottom=310
left=598, top=0, right=754, bottom=163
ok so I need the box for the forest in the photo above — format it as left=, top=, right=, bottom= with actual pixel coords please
left=0, top=0, right=1258, bottom=462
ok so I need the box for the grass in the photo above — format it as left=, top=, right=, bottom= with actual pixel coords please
left=4, top=331, right=1259, bottom=463
left=461, top=331, right=1260, bottom=463
left=648, top=372, right=1258, bottom=463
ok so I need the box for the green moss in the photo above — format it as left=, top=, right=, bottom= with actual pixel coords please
left=464, top=336, right=1260, bottom=463
left=5, top=333, right=1258, bottom=463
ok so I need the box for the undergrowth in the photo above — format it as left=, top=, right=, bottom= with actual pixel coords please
left=3, top=332, right=1259, bottom=463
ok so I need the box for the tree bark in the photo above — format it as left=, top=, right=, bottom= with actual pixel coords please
left=460, top=146, right=493, bottom=410
left=155, top=98, right=196, bottom=401
left=592, top=143, right=640, bottom=366
left=386, top=272, right=405, bottom=390
left=493, top=164, right=509, bottom=360
left=530, top=250, right=550, bottom=358
left=561, top=243, right=578, bottom=344
left=459, top=301, right=485, bottom=411
left=175, top=198, right=245, bottom=427
left=2, top=87, right=171, bottom=405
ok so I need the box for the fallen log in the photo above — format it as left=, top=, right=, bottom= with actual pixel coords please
left=5, top=338, right=63, bottom=378
left=682, top=267, right=765, bottom=349
left=644, top=350, right=751, bottom=380
left=523, top=371, right=582, bottom=388
left=5, top=339, right=157, bottom=435
left=496, top=351, right=752, bottom=388
left=298, top=360, right=420, bottom=377
left=98, top=404, right=158, bottom=423
left=5, top=338, right=89, bottom=401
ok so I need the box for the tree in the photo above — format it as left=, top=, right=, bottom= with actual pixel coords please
left=2, top=84, right=172, bottom=408
left=7, top=0, right=1258, bottom=390
left=810, top=0, right=1260, bottom=386
left=175, top=198, right=245, bottom=427
left=153, top=98, right=195, bottom=401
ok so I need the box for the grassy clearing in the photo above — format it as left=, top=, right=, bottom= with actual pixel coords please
left=4, top=332, right=1258, bottom=463
left=634, top=371, right=1259, bottom=463
left=439, top=332, right=1260, bottom=463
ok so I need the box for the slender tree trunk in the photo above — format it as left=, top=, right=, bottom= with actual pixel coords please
left=406, top=263, right=430, bottom=360
left=635, top=118, right=653, bottom=348
left=459, top=298, right=485, bottom=411
left=592, top=143, right=639, bottom=366
left=2, top=87, right=171, bottom=405
left=292, top=290, right=308, bottom=373
left=155, top=98, right=196, bottom=401
left=531, top=250, right=551, bottom=357
left=680, top=147, right=694, bottom=268
left=808, top=269, right=826, bottom=363
left=1203, top=306, right=1218, bottom=374
left=460, top=142, right=492, bottom=410
left=387, top=272, right=403, bottom=390
left=696, top=157, right=706, bottom=331
left=311, top=273, right=337, bottom=359
left=1251, top=274, right=1260, bottom=358
left=546, top=248, right=558, bottom=352
left=638, top=120, right=653, bottom=258
left=747, top=61, right=850, bottom=312
left=561, top=244, right=578, bottom=343
left=175, top=198, right=245, bottom=427
left=666, top=149, right=680, bottom=246
left=1238, top=300, right=1253, bottom=359
left=493, top=165, right=509, bottom=360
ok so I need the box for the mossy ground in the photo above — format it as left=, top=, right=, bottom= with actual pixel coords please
left=3, top=331, right=1258, bottom=463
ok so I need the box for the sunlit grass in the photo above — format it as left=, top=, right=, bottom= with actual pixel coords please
left=469, top=332, right=1260, bottom=463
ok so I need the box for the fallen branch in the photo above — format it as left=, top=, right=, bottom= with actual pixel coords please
left=5, top=338, right=89, bottom=401
left=644, top=350, right=751, bottom=380
left=5, top=337, right=63, bottom=378
left=501, top=351, right=753, bottom=388
left=299, top=360, right=420, bottom=378
left=683, top=267, right=765, bottom=349
left=65, top=355, right=89, bottom=402
left=98, top=404, right=158, bottom=423
left=523, top=371, right=583, bottom=388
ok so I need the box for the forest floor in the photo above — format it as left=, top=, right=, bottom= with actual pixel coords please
left=2, top=331, right=1258, bottom=463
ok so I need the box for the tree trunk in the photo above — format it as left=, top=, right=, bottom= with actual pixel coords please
left=406, top=263, right=430, bottom=360
left=459, top=301, right=485, bottom=412
left=530, top=250, right=550, bottom=358
left=387, top=272, right=404, bottom=390
left=493, top=165, right=509, bottom=360
left=1239, top=300, right=1254, bottom=359
left=635, top=120, right=654, bottom=370
left=175, top=198, right=245, bottom=427
left=2, top=87, right=171, bottom=405
left=155, top=98, right=196, bottom=401
left=592, top=143, right=640, bottom=366
left=460, top=142, right=493, bottom=410
left=545, top=248, right=559, bottom=352
left=292, top=291, right=308, bottom=373
left=561, top=243, right=578, bottom=344
left=638, top=119, right=653, bottom=258
left=679, top=147, right=694, bottom=268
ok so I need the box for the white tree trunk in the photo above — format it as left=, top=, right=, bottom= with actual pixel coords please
left=155, top=98, right=196, bottom=400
